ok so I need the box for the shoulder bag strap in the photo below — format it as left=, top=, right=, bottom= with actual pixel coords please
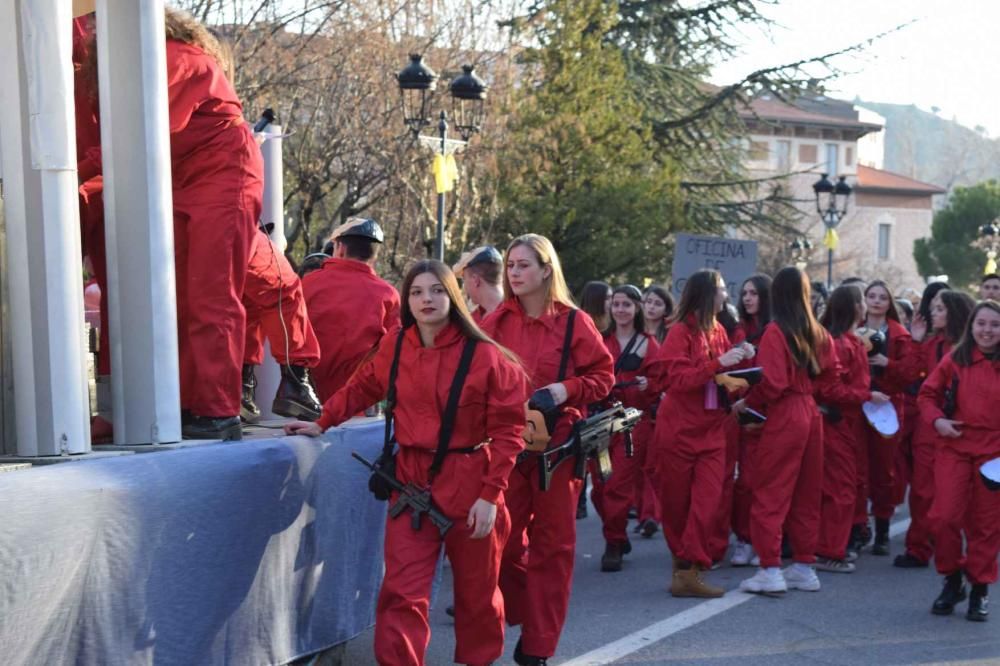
left=429, top=338, right=479, bottom=481
left=557, top=309, right=577, bottom=382
left=381, top=328, right=407, bottom=457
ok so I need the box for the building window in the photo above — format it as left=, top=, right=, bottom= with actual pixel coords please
left=877, top=223, right=891, bottom=260
left=825, top=143, right=839, bottom=175
left=799, top=144, right=818, bottom=164
left=776, top=140, right=792, bottom=172
left=845, top=146, right=854, bottom=166
left=749, top=140, right=769, bottom=161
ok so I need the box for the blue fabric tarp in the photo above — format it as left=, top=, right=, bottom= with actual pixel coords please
left=0, top=420, right=387, bottom=665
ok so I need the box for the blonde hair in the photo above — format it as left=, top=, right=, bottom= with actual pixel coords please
left=503, top=234, right=575, bottom=310
left=164, top=6, right=233, bottom=77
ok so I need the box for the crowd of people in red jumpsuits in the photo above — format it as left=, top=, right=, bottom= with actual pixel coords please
left=71, top=8, right=1000, bottom=666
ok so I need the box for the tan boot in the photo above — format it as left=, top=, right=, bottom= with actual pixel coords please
left=670, top=568, right=725, bottom=598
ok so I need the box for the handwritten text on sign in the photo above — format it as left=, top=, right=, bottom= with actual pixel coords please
left=670, top=233, right=758, bottom=303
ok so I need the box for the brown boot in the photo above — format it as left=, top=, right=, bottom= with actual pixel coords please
left=670, top=567, right=725, bottom=598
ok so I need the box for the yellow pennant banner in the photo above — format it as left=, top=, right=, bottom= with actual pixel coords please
left=986, top=250, right=998, bottom=275
left=433, top=154, right=459, bottom=194
left=823, top=228, right=839, bottom=250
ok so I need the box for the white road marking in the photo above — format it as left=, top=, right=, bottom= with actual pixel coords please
left=560, top=516, right=914, bottom=665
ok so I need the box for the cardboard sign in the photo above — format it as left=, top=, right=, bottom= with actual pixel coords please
left=670, top=233, right=758, bottom=303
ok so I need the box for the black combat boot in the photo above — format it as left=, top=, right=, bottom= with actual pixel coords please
left=601, top=542, right=625, bottom=572
left=272, top=365, right=322, bottom=420
left=871, top=517, right=890, bottom=555
left=968, top=583, right=990, bottom=622
left=513, top=638, right=548, bottom=666
left=182, top=415, right=243, bottom=441
left=241, top=364, right=261, bottom=424
left=932, top=571, right=967, bottom=615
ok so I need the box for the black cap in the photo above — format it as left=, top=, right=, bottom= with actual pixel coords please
left=330, top=217, right=384, bottom=243
left=453, top=245, right=502, bottom=276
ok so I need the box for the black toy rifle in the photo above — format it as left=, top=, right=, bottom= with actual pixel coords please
left=352, top=452, right=453, bottom=536
left=536, top=402, right=641, bottom=491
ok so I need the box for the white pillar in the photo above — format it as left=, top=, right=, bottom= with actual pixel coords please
left=95, top=0, right=181, bottom=444
left=0, top=0, right=91, bottom=455
left=255, top=127, right=285, bottom=419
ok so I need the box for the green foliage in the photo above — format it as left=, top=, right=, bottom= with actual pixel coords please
left=914, top=181, right=1000, bottom=287
left=491, top=0, right=684, bottom=291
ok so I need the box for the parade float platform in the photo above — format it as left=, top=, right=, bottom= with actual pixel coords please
left=0, top=418, right=386, bottom=665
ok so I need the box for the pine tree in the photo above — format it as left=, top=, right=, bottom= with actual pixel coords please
left=914, top=181, right=1000, bottom=288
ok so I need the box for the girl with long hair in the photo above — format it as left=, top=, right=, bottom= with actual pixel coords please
left=736, top=268, right=868, bottom=594
left=642, top=285, right=674, bottom=344
left=482, top=235, right=614, bottom=666
left=896, top=289, right=975, bottom=569
left=729, top=273, right=773, bottom=566
left=853, top=280, right=922, bottom=556
left=647, top=270, right=751, bottom=597
left=591, top=285, right=661, bottom=570
left=814, top=285, right=889, bottom=573
left=579, top=280, right=613, bottom=332
left=918, top=301, right=1000, bottom=621
left=285, top=260, right=528, bottom=666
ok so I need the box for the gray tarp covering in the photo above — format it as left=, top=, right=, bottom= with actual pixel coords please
left=0, top=421, right=387, bottom=665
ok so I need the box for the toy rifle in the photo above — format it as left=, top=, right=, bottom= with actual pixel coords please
left=352, top=452, right=453, bottom=536
left=536, top=402, right=641, bottom=491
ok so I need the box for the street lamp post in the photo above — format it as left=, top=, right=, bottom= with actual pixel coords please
left=397, top=55, right=488, bottom=261
left=978, top=220, right=1000, bottom=275
left=812, top=173, right=853, bottom=289
left=789, top=237, right=813, bottom=272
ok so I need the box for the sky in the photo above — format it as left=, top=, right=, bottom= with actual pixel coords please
left=709, top=0, right=1000, bottom=135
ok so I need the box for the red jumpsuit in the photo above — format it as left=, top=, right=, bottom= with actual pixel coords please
left=745, top=324, right=844, bottom=568
left=242, top=230, right=320, bottom=367
left=590, top=332, right=659, bottom=544
left=315, top=323, right=528, bottom=666
left=919, top=349, right=1000, bottom=584
left=816, top=332, right=872, bottom=560
left=647, top=317, right=732, bottom=569
left=482, top=300, right=614, bottom=659
left=302, top=257, right=401, bottom=402
left=860, top=319, right=921, bottom=522
left=903, top=335, right=952, bottom=562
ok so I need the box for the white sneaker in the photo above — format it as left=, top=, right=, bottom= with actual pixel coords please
left=750, top=553, right=760, bottom=567
left=783, top=563, right=821, bottom=591
left=815, top=557, right=856, bottom=574
left=845, top=549, right=859, bottom=563
left=730, top=541, right=754, bottom=567
left=739, top=567, right=787, bottom=595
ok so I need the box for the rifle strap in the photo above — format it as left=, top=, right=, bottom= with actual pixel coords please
left=381, top=328, right=408, bottom=458
left=557, top=309, right=577, bottom=382
left=429, top=338, right=479, bottom=481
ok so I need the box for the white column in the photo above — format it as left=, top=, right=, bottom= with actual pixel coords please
left=0, top=0, right=91, bottom=455
left=96, top=0, right=181, bottom=444
left=254, top=127, right=285, bottom=419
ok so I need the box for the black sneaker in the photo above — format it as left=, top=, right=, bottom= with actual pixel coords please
left=513, top=638, right=548, bottom=666
left=640, top=519, right=659, bottom=538
left=871, top=517, right=890, bottom=556
left=932, top=572, right=967, bottom=616
left=241, top=364, right=261, bottom=424
left=272, top=365, right=322, bottom=420
left=968, top=584, right=989, bottom=622
left=182, top=415, right=243, bottom=441
left=893, top=552, right=929, bottom=568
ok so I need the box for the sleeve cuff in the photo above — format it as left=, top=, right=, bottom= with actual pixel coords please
left=478, top=484, right=502, bottom=503
left=315, top=411, right=336, bottom=430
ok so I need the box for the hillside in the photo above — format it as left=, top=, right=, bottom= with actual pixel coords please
left=856, top=100, right=1000, bottom=191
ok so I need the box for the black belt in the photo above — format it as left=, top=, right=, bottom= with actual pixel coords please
left=401, top=442, right=488, bottom=455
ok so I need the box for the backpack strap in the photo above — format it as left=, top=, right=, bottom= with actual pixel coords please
left=557, top=309, right=577, bottom=382
left=381, top=328, right=408, bottom=458
left=429, top=338, right=479, bottom=481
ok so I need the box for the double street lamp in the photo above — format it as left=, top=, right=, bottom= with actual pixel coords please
left=397, top=54, right=488, bottom=260
left=812, top=173, right=853, bottom=288
left=978, top=220, right=999, bottom=275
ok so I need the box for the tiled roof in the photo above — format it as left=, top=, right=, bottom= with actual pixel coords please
left=855, top=165, right=946, bottom=195
left=740, top=95, right=882, bottom=133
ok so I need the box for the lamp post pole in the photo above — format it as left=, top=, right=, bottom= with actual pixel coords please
left=436, top=111, right=448, bottom=261
left=812, top=173, right=852, bottom=290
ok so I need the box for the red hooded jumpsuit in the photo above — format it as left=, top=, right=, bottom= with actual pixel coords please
left=482, top=300, right=614, bottom=659
left=315, top=323, right=528, bottom=666
left=647, top=317, right=732, bottom=569
left=302, top=257, right=401, bottom=402
left=902, top=335, right=952, bottom=562
left=859, top=319, right=920, bottom=524
left=744, top=323, right=843, bottom=568
left=816, top=331, right=873, bottom=560
left=591, top=331, right=660, bottom=545
left=919, top=349, right=1000, bottom=584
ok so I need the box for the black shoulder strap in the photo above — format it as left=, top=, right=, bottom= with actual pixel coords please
left=614, top=331, right=641, bottom=374
left=429, top=338, right=479, bottom=481
left=381, top=328, right=408, bottom=457
left=557, top=309, right=577, bottom=382
left=936, top=339, right=945, bottom=362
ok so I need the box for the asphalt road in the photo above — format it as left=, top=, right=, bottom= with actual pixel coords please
left=342, top=496, right=1000, bottom=665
